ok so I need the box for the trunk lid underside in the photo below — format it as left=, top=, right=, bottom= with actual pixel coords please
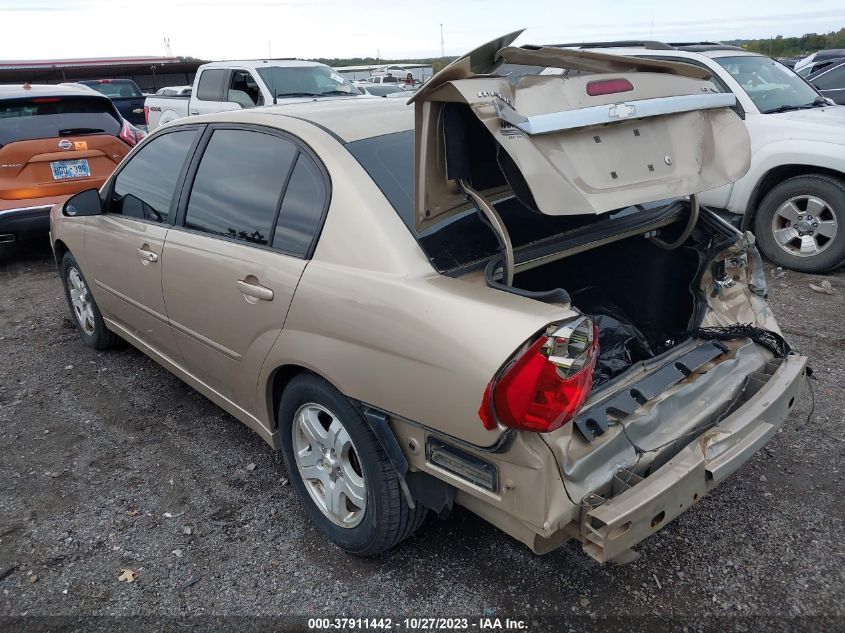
left=410, top=31, right=751, bottom=234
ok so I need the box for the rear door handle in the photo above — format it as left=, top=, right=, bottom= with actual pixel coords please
left=137, top=247, right=158, bottom=263
left=189, top=109, right=199, bottom=115
left=236, top=279, right=274, bottom=301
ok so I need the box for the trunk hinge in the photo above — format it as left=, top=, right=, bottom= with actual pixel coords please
left=459, top=179, right=515, bottom=286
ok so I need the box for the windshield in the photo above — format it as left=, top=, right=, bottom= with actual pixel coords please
left=82, top=81, right=142, bottom=98
left=256, top=65, right=359, bottom=98
left=714, top=55, right=821, bottom=113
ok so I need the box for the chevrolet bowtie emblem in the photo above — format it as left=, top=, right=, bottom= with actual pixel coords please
left=609, top=103, right=636, bottom=119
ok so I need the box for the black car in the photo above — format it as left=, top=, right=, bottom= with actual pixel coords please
left=76, top=79, right=146, bottom=128
left=807, top=59, right=845, bottom=105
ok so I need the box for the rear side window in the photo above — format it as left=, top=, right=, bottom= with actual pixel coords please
left=272, top=153, right=327, bottom=256
left=0, top=96, right=120, bottom=146
left=111, top=129, right=198, bottom=223
left=195, top=69, right=228, bottom=101
left=185, top=129, right=297, bottom=245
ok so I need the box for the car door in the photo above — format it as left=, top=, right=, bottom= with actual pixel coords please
left=84, top=126, right=202, bottom=361
left=190, top=68, right=228, bottom=116
left=161, top=126, right=328, bottom=412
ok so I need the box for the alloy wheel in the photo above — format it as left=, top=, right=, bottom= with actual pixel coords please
left=770, top=194, right=838, bottom=258
left=292, top=403, right=367, bottom=528
left=67, top=268, right=95, bottom=335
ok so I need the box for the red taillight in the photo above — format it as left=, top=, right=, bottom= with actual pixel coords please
left=31, top=97, right=60, bottom=103
left=586, top=78, right=634, bottom=96
left=478, top=317, right=598, bottom=433
left=143, top=105, right=150, bottom=127
left=119, top=119, right=138, bottom=146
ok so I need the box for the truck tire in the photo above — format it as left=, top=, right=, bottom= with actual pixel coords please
left=278, top=373, right=427, bottom=556
left=754, top=174, right=845, bottom=273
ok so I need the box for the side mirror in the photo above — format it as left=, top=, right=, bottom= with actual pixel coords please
left=63, top=188, right=103, bottom=217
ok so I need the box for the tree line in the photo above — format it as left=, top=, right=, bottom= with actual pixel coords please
left=726, top=28, right=845, bottom=58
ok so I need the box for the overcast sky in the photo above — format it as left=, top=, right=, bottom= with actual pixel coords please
left=1, top=0, right=844, bottom=61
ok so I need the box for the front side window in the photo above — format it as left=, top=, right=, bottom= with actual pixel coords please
left=228, top=71, right=263, bottom=108
left=811, top=64, right=845, bottom=90
left=714, top=55, right=822, bottom=113
left=196, top=69, right=228, bottom=101
left=111, top=129, right=198, bottom=223
left=185, top=129, right=297, bottom=245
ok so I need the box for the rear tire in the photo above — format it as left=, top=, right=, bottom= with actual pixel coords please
left=60, top=252, right=121, bottom=350
left=278, top=373, right=427, bottom=556
left=754, top=174, right=845, bottom=273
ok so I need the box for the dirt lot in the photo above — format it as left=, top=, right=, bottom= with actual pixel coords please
left=1, top=242, right=843, bottom=629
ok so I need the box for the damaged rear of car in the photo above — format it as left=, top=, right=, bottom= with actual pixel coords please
left=395, top=31, right=808, bottom=562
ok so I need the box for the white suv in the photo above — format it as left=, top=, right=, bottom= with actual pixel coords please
left=556, top=42, right=845, bottom=273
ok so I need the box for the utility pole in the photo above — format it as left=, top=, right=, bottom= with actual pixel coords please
left=440, top=23, right=445, bottom=57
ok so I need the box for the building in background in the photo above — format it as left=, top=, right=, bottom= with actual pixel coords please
left=0, top=56, right=207, bottom=93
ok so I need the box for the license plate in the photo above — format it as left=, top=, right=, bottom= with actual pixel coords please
left=50, top=159, right=90, bottom=181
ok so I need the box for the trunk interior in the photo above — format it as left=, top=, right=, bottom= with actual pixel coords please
left=512, top=233, right=703, bottom=387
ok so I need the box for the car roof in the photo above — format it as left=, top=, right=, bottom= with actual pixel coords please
left=176, top=98, right=413, bottom=143
left=550, top=42, right=762, bottom=60
left=0, top=83, right=110, bottom=99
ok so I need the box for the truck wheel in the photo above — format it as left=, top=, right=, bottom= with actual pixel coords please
left=60, top=252, right=121, bottom=350
left=754, top=174, right=845, bottom=273
left=278, top=373, right=427, bottom=556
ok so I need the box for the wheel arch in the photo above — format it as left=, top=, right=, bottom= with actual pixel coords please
left=742, top=164, right=845, bottom=230
left=52, top=238, right=70, bottom=268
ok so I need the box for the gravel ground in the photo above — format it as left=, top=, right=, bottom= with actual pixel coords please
left=0, top=242, right=843, bottom=630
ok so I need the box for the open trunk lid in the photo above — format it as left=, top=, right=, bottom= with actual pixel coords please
left=409, top=31, right=751, bottom=233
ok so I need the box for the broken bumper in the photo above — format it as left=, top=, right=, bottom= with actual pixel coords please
left=580, top=353, right=807, bottom=563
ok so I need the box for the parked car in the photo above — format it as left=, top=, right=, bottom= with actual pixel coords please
left=76, top=79, right=147, bottom=129
left=794, top=49, right=845, bottom=76
left=143, top=60, right=363, bottom=131
left=0, top=84, right=137, bottom=246
left=50, top=32, right=807, bottom=563
left=357, top=84, right=405, bottom=97
left=551, top=42, right=845, bottom=273
left=807, top=59, right=845, bottom=105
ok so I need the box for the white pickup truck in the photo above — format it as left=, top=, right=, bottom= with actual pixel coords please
left=144, top=59, right=364, bottom=131
left=554, top=42, right=845, bottom=273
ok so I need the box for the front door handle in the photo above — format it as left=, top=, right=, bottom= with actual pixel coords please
left=137, top=246, right=158, bottom=263
left=236, top=279, right=274, bottom=301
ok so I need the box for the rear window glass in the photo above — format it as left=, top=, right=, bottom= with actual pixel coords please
left=82, top=81, right=142, bottom=98
left=346, top=131, right=595, bottom=272
left=0, top=96, right=120, bottom=146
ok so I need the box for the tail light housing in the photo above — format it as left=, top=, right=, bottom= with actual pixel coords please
left=479, top=316, right=599, bottom=433
left=118, top=119, right=144, bottom=146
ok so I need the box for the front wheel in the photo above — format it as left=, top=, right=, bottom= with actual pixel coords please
left=278, top=374, right=427, bottom=556
left=60, top=252, right=121, bottom=350
left=754, top=174, right=845, bottom=273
